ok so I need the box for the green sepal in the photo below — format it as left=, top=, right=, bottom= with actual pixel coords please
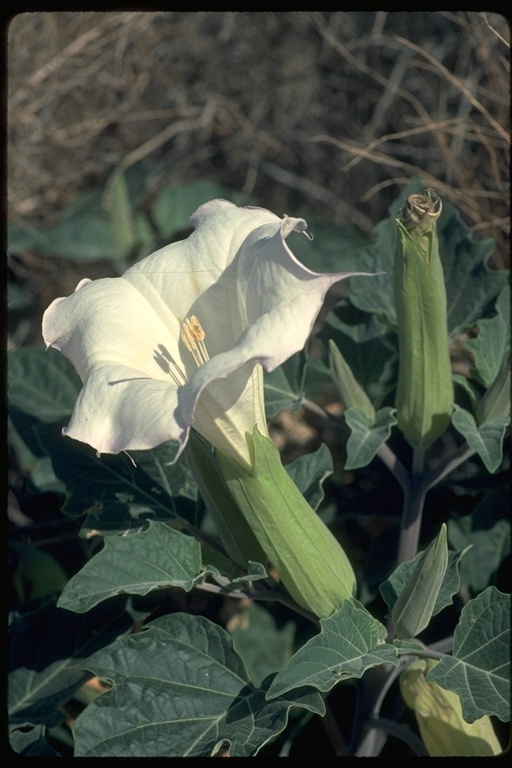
left=392, top=523, right=449, bottom=639
left=184, top=430, right=267, bottom=571
left=217, top=428, right=356, bottom=618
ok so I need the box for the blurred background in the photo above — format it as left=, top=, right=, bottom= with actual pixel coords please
left=8, top=11, right=510, bottom=351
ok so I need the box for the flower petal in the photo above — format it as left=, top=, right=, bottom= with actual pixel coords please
left=42, top=200, right=371, bottom=465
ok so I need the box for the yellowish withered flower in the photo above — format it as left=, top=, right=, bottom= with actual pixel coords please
left=400, top=658, right=502, bottom=756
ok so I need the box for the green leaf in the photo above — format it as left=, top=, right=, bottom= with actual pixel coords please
left=230, top=603, right=296, bottom=688
left=344, top=406, right=397, bottom=470
left=284, top=442, right=333, bottom=511
left=35, top=422, right=196, bottom=533
left=425, top=587, right=510, bottom=723
left=73, top=613, right=324, bottom=757
left=8, top=283, right=33, bottom=311
left=57, top=522, right=203, bottom=613
left=152, top=181, right=251, bottom=239
left=40, top=188, right=138, bottom=262
left=287, top=216, right=372, bottom=274
left=129, top=442, right=197, bottom=503
left=451, top=404, right=509, bottom=473
left=463, top=286, right=510, bottom=387
left=447, top=489, right=510, bottom=594
left=9, top=600, right=131, bottom=727
left=9, top=724, right=62, bottom=757
left=264, top=352, right=306, bottom=418
left=266, top=599, right=398, bottom=699
left=381, top=545, right=468, bottom=622
left=8, top=347, right=81, bottom=421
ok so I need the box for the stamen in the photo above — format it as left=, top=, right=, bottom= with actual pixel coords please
left=181, top=316, right=210, bottom=366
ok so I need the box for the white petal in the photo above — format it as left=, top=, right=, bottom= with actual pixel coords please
left=42, top=199, right=371, bottom=464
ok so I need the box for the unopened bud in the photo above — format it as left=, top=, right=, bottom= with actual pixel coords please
left=394, top=190, right=453, bottom=450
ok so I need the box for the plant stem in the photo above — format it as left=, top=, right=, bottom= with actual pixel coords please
left=396, top=474, right=427, bottom=565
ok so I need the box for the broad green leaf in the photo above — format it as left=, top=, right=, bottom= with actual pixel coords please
left=129, top=442, right=197, bottom=503
left=453, top=372, right=480, bottom=413
left=8, top=347, right=81, bottom=421
left=230, top=603, right=295, bottom=688
left=451, top=404, right=509, bottom=473
left=284, top=442, right=333, bottom=511
left=9, top=724, right=62, bottom=757
left=12, top=547, right=68, bottom=603
left=152, top=181, right=251, bottom=239
left=8, top=283, right=33, bottom=311
left=425, top=587, right=510, bottom=723
left=57, top=522, right=203, bottom=614
left=447, top=489, right=510, bottom=593
left=381, top=546, right=468, bottom=621
left=463, top=286, right=510, bottom=387
left=9, top=599, right=131, bottom=727
left=264, top=352, right=306, bottom=417
left=39, top=188, right=136, bottom=261
left=35, top=422, right=196, bottom=534
left=266, top=599, right=398, bottom=699
left=289, top=215, right=372, bottom=274
left=73, top=613, right=324, bottom=757
left=344, top=406, right=397, bottom=470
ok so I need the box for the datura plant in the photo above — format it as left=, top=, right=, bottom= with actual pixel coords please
left=10, top=184, right=507, bottom=758
left=42, top=199, right=363, bottom=617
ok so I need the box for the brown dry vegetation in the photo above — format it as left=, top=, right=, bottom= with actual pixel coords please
left=8, top=12, right=509, bottom=261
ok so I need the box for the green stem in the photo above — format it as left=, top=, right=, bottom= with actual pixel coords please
left=396, top=475, right=427, bottom=566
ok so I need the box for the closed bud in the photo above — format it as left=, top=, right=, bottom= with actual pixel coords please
left=394, top=190, right=453, bottom=450
left=392, top=523, right=448, bottom=639
left=400, top=658, right=502, bottom=756
left=329, top=339, right=375, bottom=422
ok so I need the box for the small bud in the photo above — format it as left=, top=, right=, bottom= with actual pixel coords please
left=400, top=658, right=502, bottom=756
left=329, top=340, right=375, bottom=422
left=392, top=524, right=448, bottom=639
left=394, top=190, right=453, bottom=450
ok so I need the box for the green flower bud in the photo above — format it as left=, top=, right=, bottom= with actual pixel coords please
left=394, top=190, right=453, bottom=450
left=400, top=658, right=502, bottom=756
left=217, top=428, right=356, bottom=618
left=329, top=339, right=376, bottom=422
left=392, top=523, right=448, bottom=639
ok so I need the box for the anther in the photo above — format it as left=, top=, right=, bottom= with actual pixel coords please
left=181, top=316, right=210, bottom=366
